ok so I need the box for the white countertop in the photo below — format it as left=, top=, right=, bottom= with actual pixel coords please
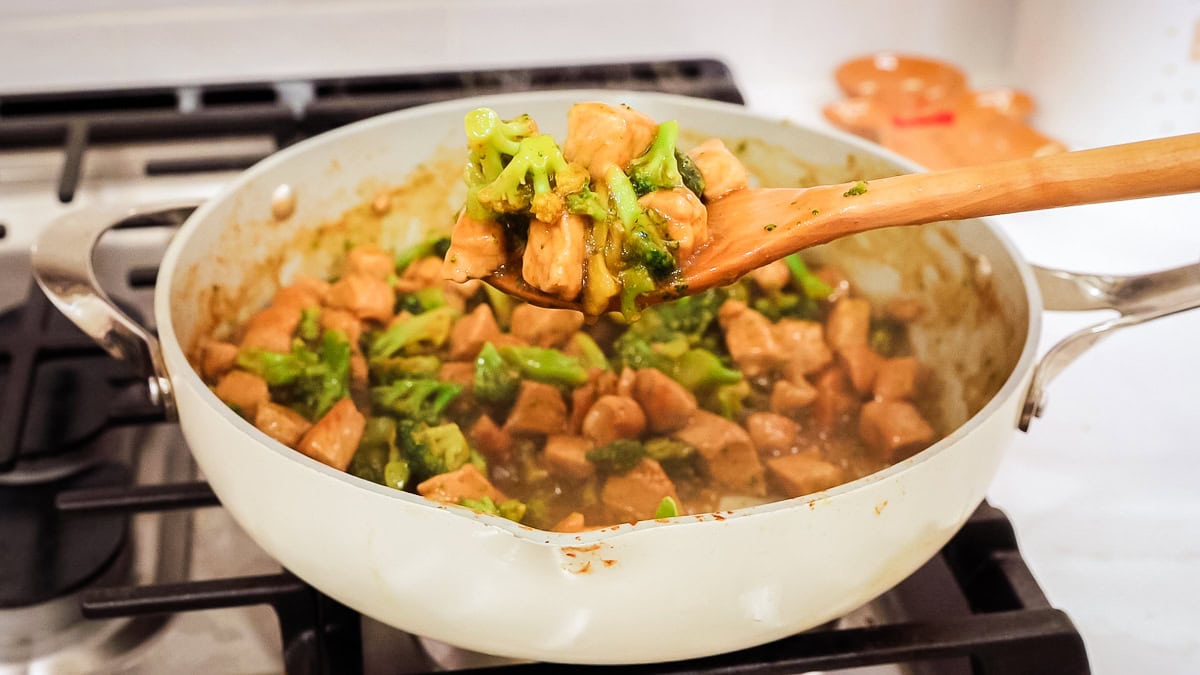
left=2, top=1, right=1198, bottom=672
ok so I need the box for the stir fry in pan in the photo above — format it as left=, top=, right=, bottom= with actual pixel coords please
left=443, top=102, right=750, bottom=318
left=198, top=237, right=939, bottom=532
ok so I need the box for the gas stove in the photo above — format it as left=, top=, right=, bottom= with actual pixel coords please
left=0, top=59, right=1089, bottom=675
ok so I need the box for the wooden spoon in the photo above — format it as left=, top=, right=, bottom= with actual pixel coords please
left=488, top=133, right=1200, bottom=313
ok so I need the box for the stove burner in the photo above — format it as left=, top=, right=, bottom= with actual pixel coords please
left=0, top=462, right=130, bottom=608
left=0, top=290, right=162, bottom=474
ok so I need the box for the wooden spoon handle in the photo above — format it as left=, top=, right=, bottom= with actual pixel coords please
left=832, top=132, right=1200, bottom=235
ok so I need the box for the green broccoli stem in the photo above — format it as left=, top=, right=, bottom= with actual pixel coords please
left=395, top=235, right=451, bottom=274
left=628, top=120, right=683, bottom=195
left=606, top=166, right=676, bottom=279
left=654, top=496, right=680, bottom=519
left=369, top=307, right=458, bottom=358
left=784, top=254, right=834, bottom=301
left=369, top=378, right=462, bottom=425
left=569, top=333, right=610, bottom=371
left=618, top=267, right=656, bottom=320
left=498, top=345, right=588, bottom=387
left=474, top=342, right=521, bottom=405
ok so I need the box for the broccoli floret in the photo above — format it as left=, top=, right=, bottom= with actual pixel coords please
left=464, top=108, right=538, bottom=184
left=370, top=378, right=462, bottom=425
left=349, top=417, right=412, bottom=490
left=628, top=120, right=684, bottom=196
left=368, top=355, right=441, bottom=384
left=676, top=150, right=705, bottom=200
left=586, top=439, right=645, bottom=474
left=606, top=166, right=676, bottom=279
left=239, top=330, right=351, bottom=420
left=369, top=306, right=458, bottom=358
left=565, top=187, right=609, bottom=222
left=474, top=342, right=520, bottom=405
left=403, top=422, right=471, bottom=482
left=618, top=266, right=656, bottom=320
left=458, top=495, right=528, bottom=523
left=474, top=134, right=589, bottom=224
left=497, top=344, right=588, bottom=388
left=710, top=380, right=751, bottom=419
left=395, top=235, right=451, bottom=274
left=672, top=348, right=742, bottom=391
left=298, top=307, right=321, bottom=342
left=395, top=287, right=447, bottom=315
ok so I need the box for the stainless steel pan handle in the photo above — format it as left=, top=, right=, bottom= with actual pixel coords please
left=1020, top=261, right=1200, bottom=430
left=31, top=202, right=202, bottom=420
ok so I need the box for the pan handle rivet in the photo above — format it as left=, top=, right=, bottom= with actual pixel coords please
left=272, top=184, right=296, bottom=220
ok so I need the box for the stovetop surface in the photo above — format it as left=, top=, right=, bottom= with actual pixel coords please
left=0, top=58, right=1091, bottom=675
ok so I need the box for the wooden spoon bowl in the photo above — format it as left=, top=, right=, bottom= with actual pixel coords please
left=489, top=133, right=1200, bottom=313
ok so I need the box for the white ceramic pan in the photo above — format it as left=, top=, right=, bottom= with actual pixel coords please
left=31, top=91, right=1200, bottom=664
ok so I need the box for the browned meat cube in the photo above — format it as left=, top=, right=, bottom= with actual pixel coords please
left=272, top=278, right=327, bottom=312
left=541, top=435, right=596, bottom=480
left=858, top=400, right=936, bottom=462
left=443, top=213, right=507, bottom=283
left=750, top=259, right=791, bottom=293
left=417, top=464, right=506, bottom=504
left=582, top=395, right=646, bottom=446
left=319, top=308, right=363, bottom=345
left=746, top=412, right=799, bottom=455
left=345, top=245, right=395, bottom=280
left=601, top=458, right=680, bottom=523
left=687, top=138, right=750, bottom=200
left=638, top=187, right=708, bottom=261
left=510, top=304, right=585, bottom=348
left=673, top=410, right=766, bottom=496
left=504, top=381, right=567, bottom=436
left=569, top=383, right=596, bottom=435
left=296, top=398, right=365, bottom=471
left=563, top=102, right=658, bottom=181
left=200, top=340, right=239, bottom=381
left=328, top=274, right=394, bottom=323
left=592, top=369, right=619, bottom=397
left=718, top=300, right=785, bottom=378
left=766, top=453, right=845, bottom=498
left=812, top=367, right=860, bottom=432
left=522, top=212, right=587, bottom=301
left=825, top=297, right=872, bottom=351
left=874, top=357, right=925, bottom=401
left=770, top=379, right=818, bottom=416
left=448, top=304, right=501, bottom=361
left=397, top=257, right=444, bottom=291
left=633, top=368, right=697, bottom=433
left=254, top=401, right=313, bottom=448
left=214, top=370, right=269, bottom=419
left=838, top=343, right=884, bottom=395
left=469, top=414, right=513, bottom=463
left=241, top=305, right=301, bottom=353
left=552, top=512, right=587, bottom=533
left=436, top=361, right=475, bottom=393
left=616, top=367, right=637, bottom=398
left=774, top=319, right=833, bottom=377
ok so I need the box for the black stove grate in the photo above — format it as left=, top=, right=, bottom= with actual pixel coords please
left=0, top=59, right=743, bottom=203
